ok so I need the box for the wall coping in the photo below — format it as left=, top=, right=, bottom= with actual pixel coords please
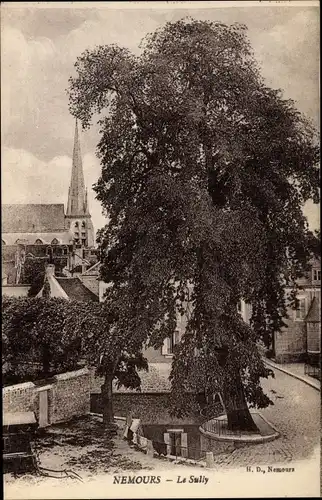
left=3, top=381, right=35, bottom=392
left=2, top=284, right=31, bottom=288
left=55, top=367, right=89, bottom=381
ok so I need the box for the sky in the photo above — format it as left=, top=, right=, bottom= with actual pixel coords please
left=1, top=1, right=320, bottom=235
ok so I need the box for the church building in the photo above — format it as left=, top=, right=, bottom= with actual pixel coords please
left=65, top=120, right=95, bottom=248
left=2, top=121, right=96, bottom=285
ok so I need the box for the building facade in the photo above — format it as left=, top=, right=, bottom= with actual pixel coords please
left=274, top=258, right=321, bottom=365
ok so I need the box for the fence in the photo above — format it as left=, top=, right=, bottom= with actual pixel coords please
left=201, top=417, right=243, bottom=437
left=304, top=364, right=321, bottom=381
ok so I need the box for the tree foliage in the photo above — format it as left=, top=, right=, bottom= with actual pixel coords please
left=2, top=297, right=147, bottom=404
left=68, top=19, right=320, bottom=429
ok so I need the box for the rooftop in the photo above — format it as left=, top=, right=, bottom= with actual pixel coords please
left=56, top=277, right=99, bottom=302
left=2, top=204, right=66, bottom=233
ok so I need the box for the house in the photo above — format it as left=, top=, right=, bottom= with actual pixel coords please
left=36, top=264, right=99, bottom=302
left=273, top=258, right=321, bottom=365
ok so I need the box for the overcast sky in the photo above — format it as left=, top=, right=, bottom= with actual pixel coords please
left=1, top=1, right=320, bottom=235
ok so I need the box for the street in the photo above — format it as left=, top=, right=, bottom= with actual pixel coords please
left=213, top=368, right=320, bottom=468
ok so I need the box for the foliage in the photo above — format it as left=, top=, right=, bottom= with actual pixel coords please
left=68, top=19, right=320, bottom=426
left=24, top=259, right=46, bottom=297
left=2, top=296, right=148, bottom=388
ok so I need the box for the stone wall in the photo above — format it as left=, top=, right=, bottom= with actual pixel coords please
left=3, top=368, right=90, bottom=426
left=274, top=319, right=306, bottom=363
left=2, top=285, right=31, bottom=297
left=51, top=369, right=91, bottom=423
left=3, top=381, right=36, bottom=413
left=307, top=322, right=321, bottom=354
left=91, top=392, right=201, bottom=425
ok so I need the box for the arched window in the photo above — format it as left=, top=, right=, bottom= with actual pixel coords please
left=51, top=238, right=59, bottom=245
left=75, top=221, right=79, bottom=228
left=81, top=221, right=86, bottom=228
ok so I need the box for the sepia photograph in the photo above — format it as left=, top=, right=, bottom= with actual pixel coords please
left=1, top=1, right=320, bottom=498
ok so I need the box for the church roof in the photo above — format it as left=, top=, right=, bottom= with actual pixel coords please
left=66, top=120, right=89, bottom=217
left=2, top=231, right=73, bottom=246
left=2, top=204, right=66, bottom=233
left=56, top=277, right=99, bottom=302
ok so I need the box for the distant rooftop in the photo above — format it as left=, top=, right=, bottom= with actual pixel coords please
left=56, top=277, right=99, bottom=302
left=2, top=204, right=66, bottom=233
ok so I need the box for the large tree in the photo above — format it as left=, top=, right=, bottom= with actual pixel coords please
left=68, top=19, right=319, bottom=431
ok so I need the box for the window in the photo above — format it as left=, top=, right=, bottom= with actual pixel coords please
left=35, top=238, right=43, bottom=244
left=162, top=331, right=180, bottom=356
left=81, top=221, right=86, bottom=228
left=51, top=238, right=59, bottom=245
left=75, top=222, right=79, bottom=228
left=295, top=298, right=306, bottom=320
left=312, top=269, right=321, bottom=282
left=1, top=240, right=6, bottom=245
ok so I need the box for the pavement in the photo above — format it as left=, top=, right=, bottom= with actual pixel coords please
left=263, top=359, right=320, bottom=391
left=210, top=367, right=320, bottom=469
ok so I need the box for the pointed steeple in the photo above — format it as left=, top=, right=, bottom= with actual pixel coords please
left=67, top=120, right=87, bottom=216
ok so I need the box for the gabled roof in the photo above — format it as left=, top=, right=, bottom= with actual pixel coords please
left=2, top=204, right=66, bottom=233
left=55, top=277, right=99, bottom=302
left=305, top=297, right=320, bottom=323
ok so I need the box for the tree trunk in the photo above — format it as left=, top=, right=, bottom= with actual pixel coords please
left=101, top=371, right=118, bottom=432
left=42, top=343, right=51, bottom=379
left=222, top=372, right=258, bottom=432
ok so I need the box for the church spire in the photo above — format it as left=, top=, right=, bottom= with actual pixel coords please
left=67, top=120, right=87, bottom=216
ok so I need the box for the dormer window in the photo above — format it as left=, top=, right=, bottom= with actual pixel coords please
left=51, top=238, right=59, bottom=245
left=35, top=238, right=43, bottom=245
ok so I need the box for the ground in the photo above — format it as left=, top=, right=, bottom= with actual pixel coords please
left=211, top=368, right=320, bottom=468
left=4, top=367, right=320, bottom=497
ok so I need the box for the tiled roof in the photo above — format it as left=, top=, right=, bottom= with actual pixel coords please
left=78, top=275, right=99, bottom=297
left=305, top=297, right=320, bottom=323
left=55, top=277, right=99, bottom=302
left=2, top=204, right=66, bottom=233
left=2, top=231, right=73, bottom=245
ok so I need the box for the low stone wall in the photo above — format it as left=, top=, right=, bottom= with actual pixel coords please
left=3, top=381, right=36, bottom=414
left=50, top=369, right=91, bottom=423
left=3, top=368, right=90, bottom=426
left=91, top=392, right=201, bottom=425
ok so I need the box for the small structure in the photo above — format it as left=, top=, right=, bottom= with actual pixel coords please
left=3, top=411, right=38, bottom=474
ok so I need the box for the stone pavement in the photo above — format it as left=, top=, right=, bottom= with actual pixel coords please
left=264, top=359, right=320, bottom=391
left=212, top=368, right=320, bottom=469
